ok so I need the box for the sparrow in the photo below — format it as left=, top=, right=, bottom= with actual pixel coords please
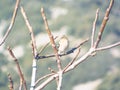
left=58, top=35, right=69, bottom=54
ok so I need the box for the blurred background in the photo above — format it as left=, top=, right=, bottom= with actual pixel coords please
left=0, top=0, right=120, bottom=90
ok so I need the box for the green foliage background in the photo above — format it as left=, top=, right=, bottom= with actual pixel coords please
left=0, top=0, right=120, bottom=90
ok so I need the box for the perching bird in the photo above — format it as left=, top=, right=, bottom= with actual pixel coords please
left=58, top=35, right=69, bottom=54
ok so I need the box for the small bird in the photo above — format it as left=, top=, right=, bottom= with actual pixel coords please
left=58, top=35, right=69, bottom=54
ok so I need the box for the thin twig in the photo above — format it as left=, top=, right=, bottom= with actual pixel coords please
left=38, top=41, right=50, bottom=54
left=35, top=74, right=59, bottom=90
left=96, top=41, right=120, bottom=51
left=0, top=0, right=20, bottom=46
left=31, top=42, right=35, bottom=56
left=8, top=73, right=14, bottom=90
left=94, top=0, right=114, bottom=48
left=38, top=36, right=58, bottom=55
left=64, top=47, right=95, bottom=73
left=91, top=9, right=99, bottom=47
left=75, top=38, right=89, bottom=49
left=41, top=7, right=62, bottom=71
left=7, top=47, right=27, bottom=90
left=35, top=73, right=55, bottom=86
left=63, top=48, right=81, bottom=72
left=20, top=6, right=38, bottom=56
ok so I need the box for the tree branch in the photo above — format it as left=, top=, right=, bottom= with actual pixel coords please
left=0, top=0, right=20, bottom=46
left=96, top=41, right=120, bottom=51
left=63, top=48, right=81, bottom=72
left=7, top=47, right=27, bottom=90
left=41, top=7, right=62, bottom=71
left=94, top=0, right=114, bottom=48
left=35, top=73, right=55, bottom=86
left=20, top=6, right=38, bottom=57
left=20, top=6, right=39, bottom=90
left=91, top=9, right=99, bottom=47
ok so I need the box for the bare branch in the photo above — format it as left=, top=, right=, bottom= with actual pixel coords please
left=94, top=0, right=114, bottom=48
left=91, top=9, right=99, bottom=47
left=35, top=74, right=58, bottom=90
left=38, top=36, right=58, bottom=55
left=65, top=48, right=94, bottom=73
left=63, top=48, right=81, bottom=72
left=7, top=47, right=27, bottom=90
left=20, top=6, right=38, bottom=57
left=96, top=41, right=120, bottom=51
left=20, top=6, right=38, bottom=90
left=0, top=0, right=20, bottom=46
left=41, top=7, right=62, bottom=71
left=35, top=73, right=55, bottom=86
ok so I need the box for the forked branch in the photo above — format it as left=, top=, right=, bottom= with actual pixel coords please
left=94, top=0, right=114, bottom=48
